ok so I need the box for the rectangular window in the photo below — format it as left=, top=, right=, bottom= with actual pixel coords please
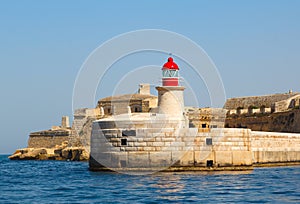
left=207, top=160, right=213, bottom=167
left=122, top=130, right=136, bottom=136
left=206, top=138, right=212, bottom=145
left=121, top=138, right=127, bottom=146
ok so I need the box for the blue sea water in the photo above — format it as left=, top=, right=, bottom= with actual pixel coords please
left=0, top=155, right=299, bottom=203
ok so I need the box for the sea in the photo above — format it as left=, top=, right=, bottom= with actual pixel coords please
left=0, top=155, right=299, bottom=203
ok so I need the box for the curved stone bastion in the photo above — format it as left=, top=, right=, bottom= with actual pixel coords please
left=89, top=114, right=300, bottom=172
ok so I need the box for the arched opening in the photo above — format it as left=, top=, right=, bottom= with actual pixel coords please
left=289, top=99, right=296, bottom=109
left=104, top=106, right=113, bottom=115
left=131, top=105, right=142, bottom=113
left=248, top=106, right=253, bottom=114
left=237, top=107, right=243, bottom=115
left=248, top=105, right=258, bottom=114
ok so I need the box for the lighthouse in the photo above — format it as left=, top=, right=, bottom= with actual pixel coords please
left=162, top=57, right=179, bottom=86
left=156, top=57, right=185, bottom=118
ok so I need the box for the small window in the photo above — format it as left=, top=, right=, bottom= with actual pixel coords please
left=202, top=124, right=207, bottom=128
left=122, top=130, right=136, bottom=136
left=207, top=160, right=213, bottom=167
left=133, top=106, right=141, bottom=112
left=121, top=138, right=127, bottom=146
left=206, top=138, right=212, bottom=145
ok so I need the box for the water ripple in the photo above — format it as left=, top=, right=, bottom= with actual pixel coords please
left=1, top=155, right=300, bottom=203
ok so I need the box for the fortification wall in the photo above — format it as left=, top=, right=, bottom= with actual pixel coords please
left=225, top=109, right=300, bottom=133
left=28, top=134, right=69, bottom=148
left=90, top=120, right=300, bottom=171
left=181, top=128, right=252, bottom=167
left=90, top=125, right=253, bottom=170
left=251, top=131, right=300, bottom=164
left=224, top=93, right=299, bottom=110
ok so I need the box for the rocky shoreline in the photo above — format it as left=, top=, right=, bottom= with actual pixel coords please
left=9, top=141, right=89, bottom=161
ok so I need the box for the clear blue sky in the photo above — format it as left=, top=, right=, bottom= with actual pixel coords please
left=1, top=0, right=300, bottom=153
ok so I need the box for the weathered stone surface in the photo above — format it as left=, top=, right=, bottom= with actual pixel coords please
left=226, top=108, right=300, bottom=133
left=90, top=123, right=300, bottom=171
left=224, top=92, right=300, bottom=110
left=28, top=133, right=70, bottom=149
left=215, top=151, right=232, bottom=166
left=9, top=143, right=89, bottom=161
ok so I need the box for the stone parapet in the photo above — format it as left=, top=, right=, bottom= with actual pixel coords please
left=28, top=130, right=71, bottom=148
left=251, top=131, right=300, bottom=164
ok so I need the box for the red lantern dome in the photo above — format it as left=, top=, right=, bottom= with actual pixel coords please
left=162, top=57, right=179, bottom=70
left=161, top=57, right=179, bottom=86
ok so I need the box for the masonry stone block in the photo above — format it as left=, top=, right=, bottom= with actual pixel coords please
left=134, top=142, right=147, bottom=147
left=149, top=152, right=172, bottom=167
left=152, top=142, right=165, bottom=147
left=194, top=150, right=214, bottom=164
left=128, top=152, right=149, bottom=168
left=232, top=151, right=252, bottom=165
left=180, top=151, right=194, bottom=166
left=125, top=147, right=138, bottom=151
left=215, top=151, right=232, bottom=166
left=110, top=152, right=128, bottom=168
left=154, top=137, right=162, bottom=142
left=160, top=146, right=181, bottom=151
left=171, top=151, right=187, bottom=163
left=161, top=137, right=176, bottom=142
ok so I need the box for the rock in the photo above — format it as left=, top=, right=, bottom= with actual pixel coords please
left=62, top=148, right=72, bottom=160
left=54, top=149, right=62, bottom=156
left=21, top=148, right=47, bottom=160
left=80, top=149, right=89, bottom=161
left=9, top=148, right=34, bottom=160
left=8, top=146, right=90, bottom=161
left=8, top=152, right=22, bottom=160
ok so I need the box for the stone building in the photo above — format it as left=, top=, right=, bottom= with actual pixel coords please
left=28, top=116, right=71, bottom=148
left=186, top=107, right=226, bottom=131
left=225, top=91, right=300, bottom=132
left=97, top=84, right=158, bottom=115
left=225, top=91, right=300, bottom=115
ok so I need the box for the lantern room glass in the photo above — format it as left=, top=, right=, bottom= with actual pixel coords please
left=162, top=70, right=179, bottom=77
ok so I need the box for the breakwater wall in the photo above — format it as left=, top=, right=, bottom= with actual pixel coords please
left=252, top=131, right=300, bottom=164
left=89, top=123, right=300, bottom=171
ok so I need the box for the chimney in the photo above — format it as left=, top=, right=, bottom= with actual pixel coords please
left=61, top=116, right=70, bottom=128
left=138, top=84, right=150, bottom=95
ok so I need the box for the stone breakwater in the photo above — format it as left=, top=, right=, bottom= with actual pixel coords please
left=89, top=122, right=300, bottom=172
